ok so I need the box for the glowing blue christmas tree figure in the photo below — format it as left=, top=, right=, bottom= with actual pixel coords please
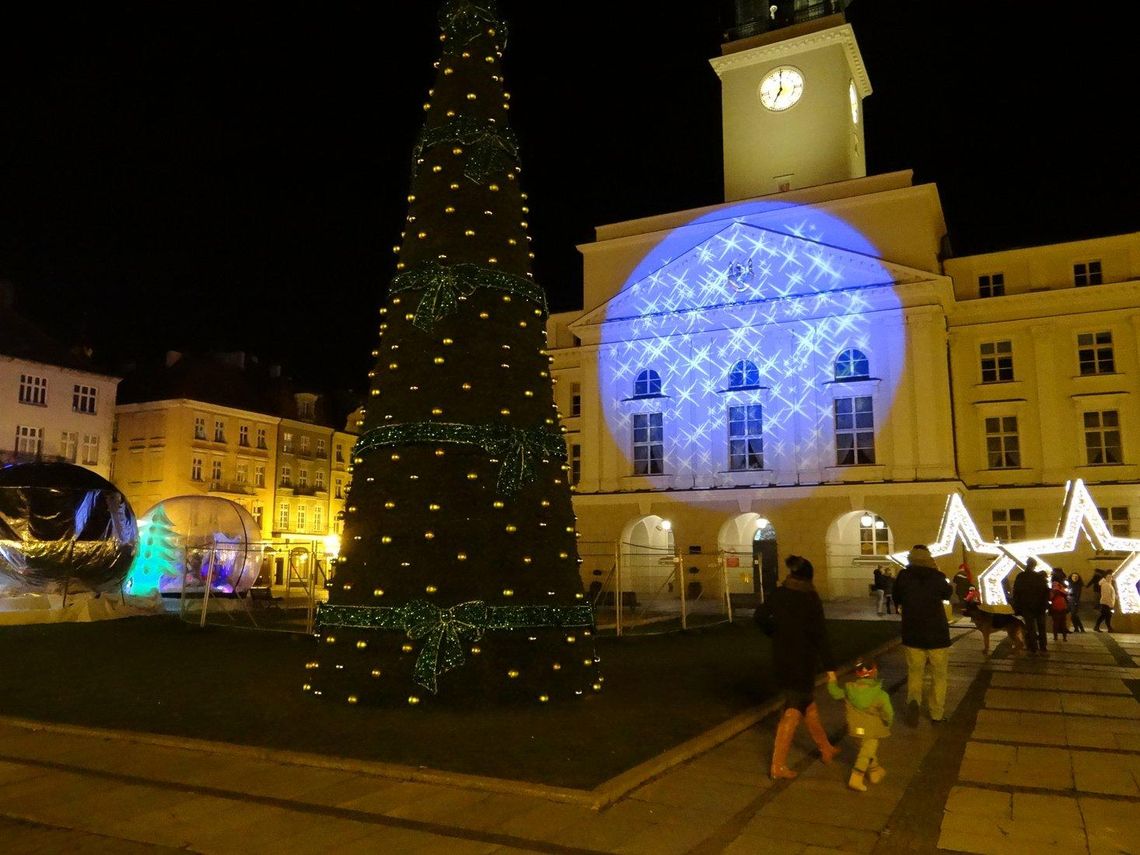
left=125, top=506, right=181, bottom=596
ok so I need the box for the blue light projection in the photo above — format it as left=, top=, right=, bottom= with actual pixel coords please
left=598, top=200, right=909, bottom=496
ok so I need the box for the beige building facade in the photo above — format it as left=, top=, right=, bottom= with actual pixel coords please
left=549, top=13, right=1140, bottom=602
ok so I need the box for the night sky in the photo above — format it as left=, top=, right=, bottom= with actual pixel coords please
left=1, top=2, right=1138, bottom=394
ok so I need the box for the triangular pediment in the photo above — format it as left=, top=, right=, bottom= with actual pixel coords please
left=573, top=222, right=930, bottom=329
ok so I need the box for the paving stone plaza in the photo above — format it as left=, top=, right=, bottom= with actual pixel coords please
left=0, top=612, right=1136, bottom=854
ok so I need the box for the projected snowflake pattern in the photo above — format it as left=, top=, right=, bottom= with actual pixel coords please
left=599, top=210, right=905, bottom=486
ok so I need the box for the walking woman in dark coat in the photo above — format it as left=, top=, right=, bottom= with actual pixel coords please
left=755, top=555, right=839, bottom=779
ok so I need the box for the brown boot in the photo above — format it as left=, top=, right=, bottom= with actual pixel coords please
left=770, top=708, right=802, bottom=780
left=804, top=703, right=840, bottom=764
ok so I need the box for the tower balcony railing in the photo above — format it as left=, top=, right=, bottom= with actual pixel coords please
left=723, top=0, right=845, bottom=42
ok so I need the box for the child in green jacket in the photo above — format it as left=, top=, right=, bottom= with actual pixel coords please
left=828, top=659, right=894, bottom=791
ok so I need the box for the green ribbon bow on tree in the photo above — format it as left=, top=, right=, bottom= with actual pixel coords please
left=390, top=260, right=546, bottom=332
left=402, top=599, right=489, bottom=692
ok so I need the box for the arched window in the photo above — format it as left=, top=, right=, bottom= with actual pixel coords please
left=835, top=349, right=870, bottom=381
left=634, top=369, right=662, bottom=398
left=728, top=360, right=760, bottom=389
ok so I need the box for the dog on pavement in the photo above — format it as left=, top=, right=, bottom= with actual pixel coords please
left=963, top=601, right=1025, bottom=655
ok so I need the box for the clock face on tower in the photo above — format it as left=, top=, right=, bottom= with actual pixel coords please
left=759, top=66, right=804, bottom=112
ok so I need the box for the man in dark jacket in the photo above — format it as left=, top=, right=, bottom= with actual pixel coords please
left=892, top=545, right=952, bottom=726
left=1011, top=558, right=1049, bottom=654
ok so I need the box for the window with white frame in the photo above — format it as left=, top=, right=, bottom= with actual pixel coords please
left=980, top=340, right=1014, bottom=383
left=1098, top=506, right=1130, bottom=537
left=834, top=396, right=875, bottom=465
left=191, top=457, right=203, bottom=481
left=18, top=375, right=47, bottom=405
left=1084, top=410, right=1122, bottom=465
left=834, top=349, right=870, bottom=381
left=300, top=436, right=310, bottom=455
left=992, top=508, right=1026, bottom=541
left=316, top=438, right=326, bottom=458
left=194, top=417, right=206, bottom=440
left=252, top=504, right=263, bottom=529
left=632, top=412, right=664, bottom=475
left=210, top=459, right=222, bottom=481
left=214, top=419, right=225, bottom=443
left=297, top=505, right=307, bottom=531
left=313, top=506, right=323, bottom=533
left=978, top=273, right=1005, bottom=297
left=239, top=425, right=250, bottom=447
left=859, top=514, right=890, bottom=555
left=728, top=360, right=761, bottom=389
left=298, top=399, right=315, bottom=419
left=633, top=369, right=662, bottom=398
left=728, top=404, right=764, bottom=470
left=82, top=434, right=99, bottom=465
left=570, top=383, right=581, bottom=417
left=15, top=425, right=43, bottom=456
left=256, top=427, right=267, bottom=449
left=279, top=502, right=289, bottom=529
left=570, top=443, right=581, bottom=486
left=335, top=477, right=343, bottom=499
left=984, top=416, right=1021, bottom=469
left=280, top=465, right=292, bottom=487
left=315, top=470, right=325, bottom=490
left=1074, top=260, right=1103, bottom=286
left=236, top=463, right=248, bottom=484
left=72, top=385, right=97, bottom=414
left=255, top=465, right=266, bottom=487
left=60, top=431, right=78, bottom=463
left=299, top=469, right=309, bottom=488
left=282, top=432, right=293, bottom=453
left=335, top=443, right=344, bottom=462
left=1077, top=331, right=1114, bottom=375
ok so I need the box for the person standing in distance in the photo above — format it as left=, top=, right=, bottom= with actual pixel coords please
left=892, top=545, right=952, bottom=726
left=1011, top=558, right=1049, bottom=655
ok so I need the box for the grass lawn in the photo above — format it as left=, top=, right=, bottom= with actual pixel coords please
left=0, top=616, right=898, bottom=789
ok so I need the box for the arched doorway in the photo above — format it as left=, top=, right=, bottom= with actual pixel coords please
left=620, top=514, right=677, bottom=597
left=825, top=510, right=894, bottom=598
left=718, top=513, right=778, bottom=605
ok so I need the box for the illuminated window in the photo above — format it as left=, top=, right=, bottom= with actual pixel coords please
left=1074, top=260, right=1102, bottom=286
left=978, top=273, right=1005, bottom=297
left=211, top=459, right=222, bottom=481
left=282, top=432, right=294, bottom=453
left=18, top=375, right=47, bottom=406
left=279, top=502, right=289, bottom=529
left=315, top=470, right=325, bottom=490
left=1084, top=411, right=1122, bottom=465
left=236, top=463, right=248, bottom=484
left=570, top=383, right=581, bottom=417
left=300, top=436, right=310, bottom=456
left=834, top=396, right=875, bottom=465
left=859, top=514, right=890, bottom=555
left=252, top=504, right=263, bottom=529
left=728, top=360, right=760, bottom=390
left=299, top=469, right=309, bottom=488
left=632, top=412, right=664, bottom=475
left=191, top=457, right=203, bottom=482
left=633, top=369, right=662, bottom=398
left=239, top=425, right=250, bottom=447
left=280, top=466, right=292, bottom=487
left=834, top=349, right=869, bottom=381
left=255, top=465, right=266, bottom=487
left=297, top=505, right=307, bottom=531
left=214, top=419, right=225, bottom=443
left=60, top=431, right=78, bottom=463
left=1098, top=506, right=1130, bottom=537
left=980, top=341, right=1014, bottom=383
left=72, top=385, right=97, bottom=414
left=984, top=416, right=1020, bottom=469
left=81, top=434, right=99, bottom=466
left=335, top=443, right=344, bottom=463
left=257, top=428, right=268, bottom=449
left=316, top=438, right=326, bottom=458
left=314, top=506, right=322, bottom=533
left=15, top=425, right=44, bottom=457
left=992, top=508, right=1025, bottom=541
left=194, top=417, right=206, bottom=440
left=570, top=443, right=581, bottom=485
left=728, top=404, right=764, bottom=470
left=1077, top=331, right=1114, bottom=375
left=335, top=477, right=343, bottom=499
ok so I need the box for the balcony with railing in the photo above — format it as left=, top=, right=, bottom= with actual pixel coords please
left=208, top=480, right=255, bottom=496
left=723, top=0, right=847, bottom=42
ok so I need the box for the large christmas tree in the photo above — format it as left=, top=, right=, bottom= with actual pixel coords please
left=307, top=0, right=599, bottom=706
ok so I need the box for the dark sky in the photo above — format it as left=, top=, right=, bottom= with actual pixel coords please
left=1, top=2, right=1138, bottom=394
